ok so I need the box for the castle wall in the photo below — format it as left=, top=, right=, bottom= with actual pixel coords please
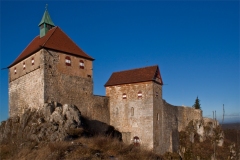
left=153, top=83, right=165, bottom=154
left=9, top=50, right=44, bottom=117
left=161, top=100, right=179, bottom=153
left=177, top=106, right=202, bottom=131
left=86, top=95, right=110, bottom=124
left=43, top=49, right=109, bottom=123
left=106, top=82, right=154, bottom=149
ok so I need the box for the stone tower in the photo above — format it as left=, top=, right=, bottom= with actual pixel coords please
left=8, top=8, right=95, bottom=117
left=105, top=66, right=165, bottom=151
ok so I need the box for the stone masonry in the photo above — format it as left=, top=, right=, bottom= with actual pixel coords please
left=9, top=48, right=109, bottom=123
left=8, top=9, right=207, bottom=155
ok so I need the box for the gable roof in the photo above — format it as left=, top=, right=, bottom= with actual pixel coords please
left=105, top=65, right=163, bottom=87
left=8, top=26, right=94, bottom=68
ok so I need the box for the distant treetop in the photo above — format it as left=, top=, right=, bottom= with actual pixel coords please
left=193, top=96, right=201, bottom=110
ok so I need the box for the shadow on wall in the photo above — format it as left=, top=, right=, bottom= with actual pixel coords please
left=80, top=116, right=122, bottom=141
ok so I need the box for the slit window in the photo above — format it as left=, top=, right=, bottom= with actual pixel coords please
left=156, top=92, right=158, bottom=98
left=138, top=91, right=142, bottom=98
left=65, top=56, right=71, bottom=66
left=131, top=107, right=134, bottom=116
left=157, top=113, right=160, bottom=121
left=31, top=57, right=34, bottom=65
left=122, top=93, right=127, bottom=99
left=14, top=67, right=17, bottom=74
left=23, top=62, right=26, bottom=70
left=79, top=60, right=84, bottom=69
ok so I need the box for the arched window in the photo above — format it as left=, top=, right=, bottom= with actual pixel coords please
left=131, top=107, right=134, bottom=116
left=65, top=56, right=71, bottom=66
left=23, top=62, right=26, bottom=70
left=31, top=57, right=34, bottom=65
left=14, top=67, right=17, bottom=74
left=122, top=93, right=127, bottom=99
left=79, top=60, right=84, bottom=69
left=133, top=136, right=140, bottom=146
left=138, top=91, right=142, bottom=98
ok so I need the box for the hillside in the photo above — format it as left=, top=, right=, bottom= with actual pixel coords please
left=0, top=102, right=239, bottom=160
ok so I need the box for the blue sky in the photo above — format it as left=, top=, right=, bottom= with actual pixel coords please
left=0, top=1, right=239, bottom=123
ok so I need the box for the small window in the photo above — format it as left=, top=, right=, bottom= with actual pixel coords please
left=133, top=136, right=140, bottom=146
left=122, top=93, right=127, bottom=99
left=65, top=56, right=71, bottom=66
left=23, top=62, right=26, bottom=70
left=157, top=113, right=160, bottom=121
left=156, top=92, right=158, bottom=98
left=131, top=107, right=134, bottom=116
left=87, top=75, right=91, bottom=78
left=31, top=57, right=34, bottom=65
left=79, top=60, right=84, bottom=69
left=138, top=91, right=142, bottom=98
left=14, top=67, right=17, bottom=74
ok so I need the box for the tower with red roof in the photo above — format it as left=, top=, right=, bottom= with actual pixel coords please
left=8, top=8, right=96, bottom=118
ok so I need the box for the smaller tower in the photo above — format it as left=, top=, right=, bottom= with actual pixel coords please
left=105, top=65, right=163, bottom=150
left=38, top=5, right=55, bottom=38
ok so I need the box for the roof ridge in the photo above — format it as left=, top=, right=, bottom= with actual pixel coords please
left=112, top=65, right=158, bottom=74
left=41, top=26, right=58, bottom=47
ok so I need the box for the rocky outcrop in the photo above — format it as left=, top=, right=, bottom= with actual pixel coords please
left=0, top=102, right=121, bottom=146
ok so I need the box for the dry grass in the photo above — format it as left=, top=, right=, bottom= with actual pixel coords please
left=0, top=136, right=162, bottom=160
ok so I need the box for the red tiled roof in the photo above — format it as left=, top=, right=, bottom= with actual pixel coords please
left=105, top=65, right=163, bottom=87
left=8, top=26, right=94, bottom=68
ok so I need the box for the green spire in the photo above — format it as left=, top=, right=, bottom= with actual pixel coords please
left=39, top=4, right=55, bottom=38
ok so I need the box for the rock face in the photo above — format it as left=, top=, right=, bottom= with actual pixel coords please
left=0, top=102, right=121, bottom=145
left=178, top=118, right=227, bottom=159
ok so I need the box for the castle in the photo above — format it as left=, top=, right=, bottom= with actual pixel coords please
left=8, top=9, right=203, bottom=154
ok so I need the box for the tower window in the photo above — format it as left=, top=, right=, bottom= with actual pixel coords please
left=133, top=136, right=140, bottom=146
left=131, top=107, right=134, bottom=116
left=79, top=60, right=84, bottom=69
left=23, top=62, right=26, bottom=70
left=31, top=57, right=34, bottom=65
left=65, top=56, right=71, bottom=66
left=157, top=113, right=160, bottom=121
left=122, top=93, right=127, bottom=99
left=138, top=91, right=142, bottom=98
left=14, top=67, right=17, bottom=74
left=156, top=92, right=158, bottom=98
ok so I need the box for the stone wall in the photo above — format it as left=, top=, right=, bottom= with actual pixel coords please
left=177, top=106, right=202, bottom=131
left=154, top=100, right=202, bottom=154
left=106, top=81, right=155, bottom=149
left=43, top=49, right=109, bottom=123
left=9, top=48, right=109, bottom=123
left=161, top=100, right=179, bottom=153
left=153, top=82, right=164, bottom=153
left=86, top=95, right=110, bottom=124
left=9, top=51, right=44, bottom=117
left=43, top=49, right=92, bottom=113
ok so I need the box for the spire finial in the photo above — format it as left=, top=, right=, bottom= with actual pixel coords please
left=45, top=4, right=48, bottom=11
